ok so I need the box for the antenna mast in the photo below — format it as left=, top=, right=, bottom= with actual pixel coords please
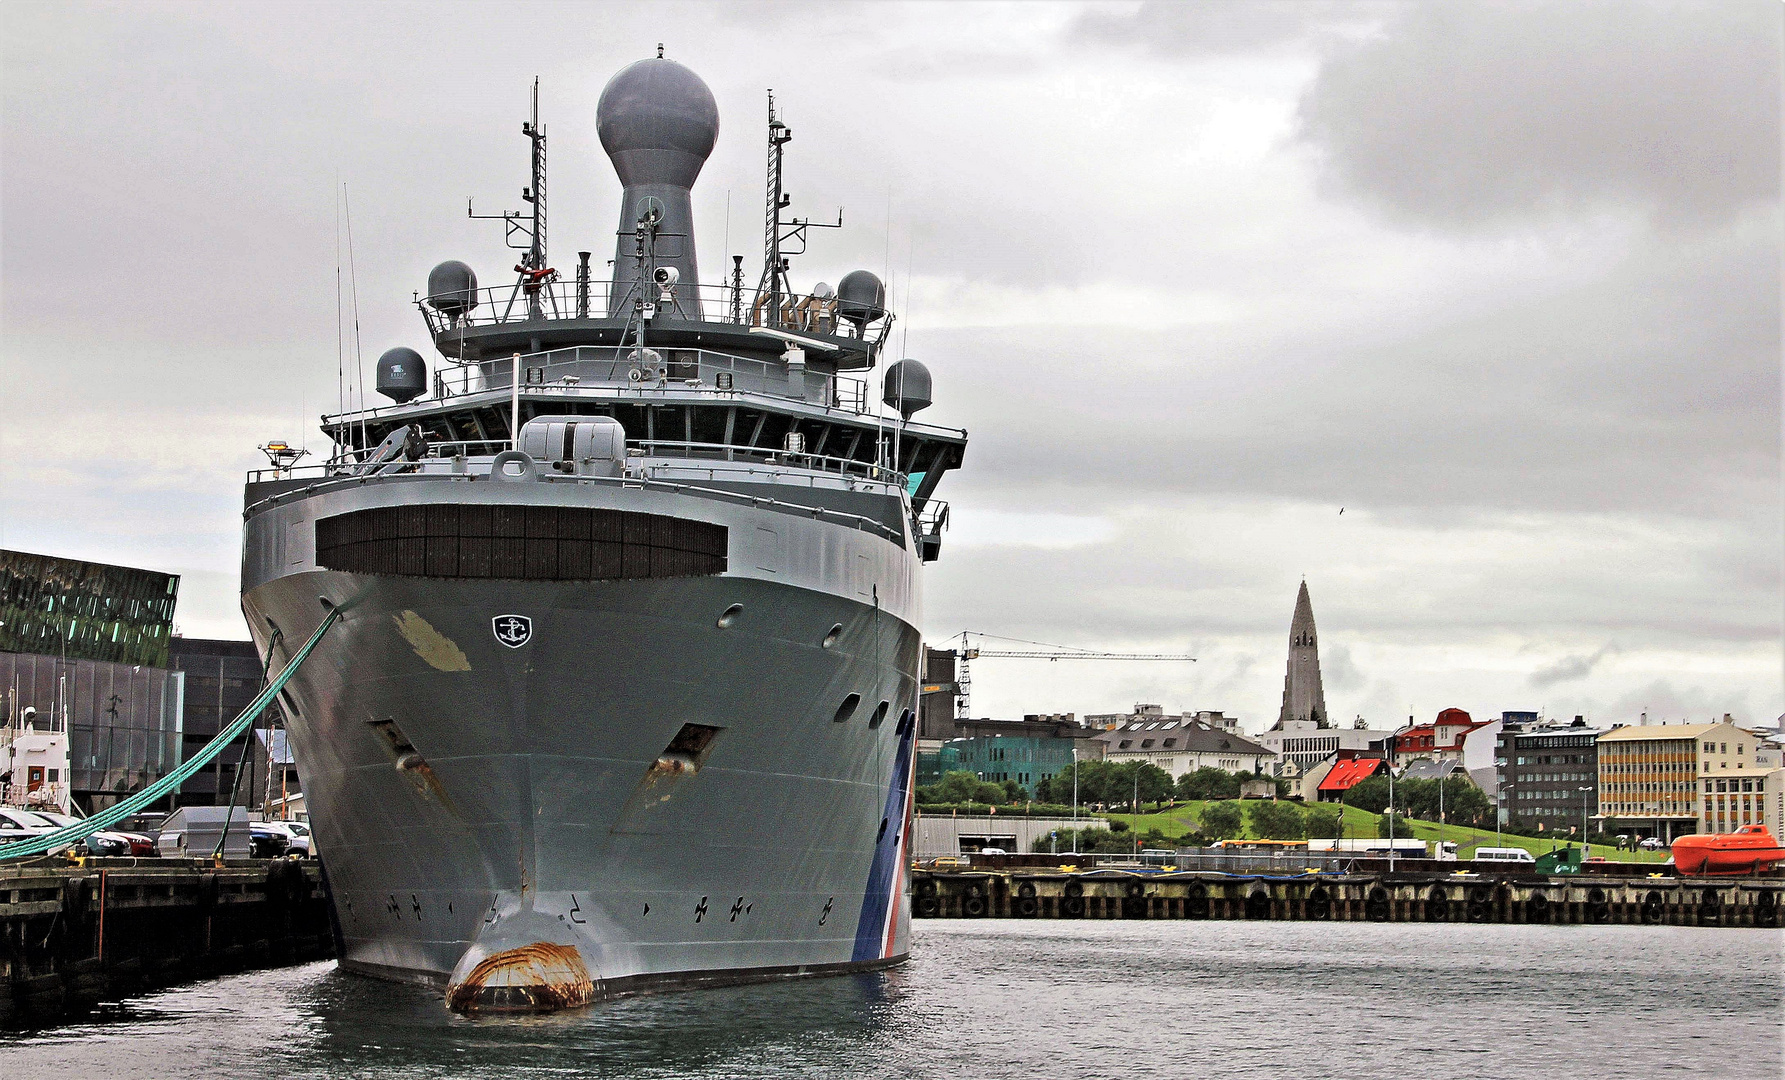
left=757, top=92, right=792, bottom=329
left=524, top=77, right=546, bottom=277
left=469, top=77, right=557, bottom=320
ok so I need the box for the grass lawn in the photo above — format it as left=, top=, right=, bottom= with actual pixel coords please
left=1098, top=800, right=1671, bottom=863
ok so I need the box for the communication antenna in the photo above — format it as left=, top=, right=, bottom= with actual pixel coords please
left=470, top=77, right=557, bottom=319
left=754, top=92, right=841, bottom=329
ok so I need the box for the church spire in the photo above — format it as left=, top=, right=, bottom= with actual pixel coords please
left=1273, top=580, right=1328, bottom=730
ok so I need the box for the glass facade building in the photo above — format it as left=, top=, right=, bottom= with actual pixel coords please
left=1, top=549, right=186, bottom=811
left=169, top=637, right=287, bottom=807
left=1, top=549, right=179, bottom=667
left=0, top=650, right=183, bottom=811
left=946, top=735, right=1080, bottom=798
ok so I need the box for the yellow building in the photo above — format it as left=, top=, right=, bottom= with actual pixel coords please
left=1699, top=767, right=1783, bottom=837
left=1597, top=720, right=1754, bottom=842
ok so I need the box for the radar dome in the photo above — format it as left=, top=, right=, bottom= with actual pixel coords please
left=596, top=55, right=719, bottom=318
left=837, top=270, right=887, bottom=329
left=377, top=347, right=428, bottom=404
left=882, top=358, right=932, bottom=420
left=596, top=58, right=720, bottom=187
left=425, top=261, right=479, bottom=316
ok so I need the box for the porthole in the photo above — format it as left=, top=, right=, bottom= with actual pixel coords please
left=716, top=603, right=743, bottom=629
left=833, top=694, right=861, bottom=723
left=821, top=623, right=843, bottom=649
left=868, top=700, right=890, bottom=728
left=895, top=709, right=914, bottom=735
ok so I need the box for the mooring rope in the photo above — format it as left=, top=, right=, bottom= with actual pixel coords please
left=0, top=605, right=342, bottom=861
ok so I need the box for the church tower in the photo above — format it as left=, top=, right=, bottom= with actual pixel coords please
left=1273, top=580, right=1328, bottom=730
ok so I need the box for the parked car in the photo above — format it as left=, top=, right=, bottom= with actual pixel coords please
left=259, top=820, right=312, bottom=857
left=248, top=823, right=291, bottom=859
left=1637, top=836, right=1665, bottom=851
left=1473, top=847, right=1537, bottom=864
left=30, top=810, right=158, bottom=857
left=0, top=807, right=60, bottom=844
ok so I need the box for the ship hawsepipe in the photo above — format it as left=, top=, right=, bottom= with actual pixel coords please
left=240, top=54, right=964, bottom=1011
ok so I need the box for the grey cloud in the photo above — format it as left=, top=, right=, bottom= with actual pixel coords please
left=934, top=219, right=1778, bottom=522
left=1323, top=642, right=1364, bottom=692
left=1298, top=1, right=1781, bottom=228
left=1529, top=643, right=1620, bottom=688
left=1604, top=679, right=1755, bottom=724
left=1074, top=0, right=1388, bottom=57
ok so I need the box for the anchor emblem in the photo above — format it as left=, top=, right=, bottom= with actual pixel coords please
left=492, top=614, right=532, bottom=648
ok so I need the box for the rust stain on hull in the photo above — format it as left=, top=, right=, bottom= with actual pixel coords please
left=446, top=942, right=597, bottom=1014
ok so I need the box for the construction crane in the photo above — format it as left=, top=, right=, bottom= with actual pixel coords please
left=944, top=631, right=1196, bottom=719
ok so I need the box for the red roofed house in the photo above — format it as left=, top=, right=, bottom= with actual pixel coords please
left=1392, top=708, right=1493, bottom=767
left=1305, top=750, right=1388, bottom=803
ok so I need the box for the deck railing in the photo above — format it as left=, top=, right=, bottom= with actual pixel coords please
left=419, top=344, right=870, bottom=415
left=419, top=278, right=893, bottom=345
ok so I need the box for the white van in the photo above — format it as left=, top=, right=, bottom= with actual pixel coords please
left=1473, top=847, right=1536, bottom=864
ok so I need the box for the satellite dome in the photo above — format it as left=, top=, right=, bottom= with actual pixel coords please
left=596, top=54, right=719, bottom=318
left=426, top=261, right=479, bottom=316
left=596, top=57, right=720, bottom=188
left=882, top=358, right=932, bottom=420
left=837, top=270, right=887, bottom=329
left=377, top=347, right=428, bottom=403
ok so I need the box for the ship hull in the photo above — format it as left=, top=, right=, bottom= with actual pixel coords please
left=240, top=479, right=922, bottom=1009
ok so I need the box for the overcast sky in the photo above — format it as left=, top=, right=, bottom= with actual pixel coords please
left=3, top=1, right=1779, bottom=733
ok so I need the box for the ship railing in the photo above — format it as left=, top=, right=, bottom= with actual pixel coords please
left=406, top=344, right=869, bottom=415
left=418, top=278, right=894, bottom=346
left=249, top=439, right=905, bottom=487
left=416, top=438, right=902, bottom=485
left=625, top=440, right=903, bottom=485
left=243, top=462, right=908, bottom=546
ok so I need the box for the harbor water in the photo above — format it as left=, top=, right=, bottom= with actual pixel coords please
left=4, top=921, right=1779, bottom=1078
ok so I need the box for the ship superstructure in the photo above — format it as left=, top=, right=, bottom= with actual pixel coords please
left=238, top=54, right=964, bottom=1011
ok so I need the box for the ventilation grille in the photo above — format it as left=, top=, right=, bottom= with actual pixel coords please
left=315, top=505, right=727, bottom=581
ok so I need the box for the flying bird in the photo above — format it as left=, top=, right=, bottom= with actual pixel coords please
left=1338, top=507, right=1345, bottom=515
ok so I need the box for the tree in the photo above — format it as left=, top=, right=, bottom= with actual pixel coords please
left=1200, top=801, right=1244, bottom=840
left=1001, top=779, right=1024, bottom=803
left=1305, top=805, right=1344, bottom=839
left=1248, top=800, right=1306, bottom=840
left=1378, top=810, right=1410, bottom=840
left=1345, top=774, right=1391, bottom=814
left=1177, top=766, right=1242, bottom=801
left=1442, top=780, right=1493, bottom=828
left=1120, top=761, right=1174, bottom=810
left=933, top=771, right=1007, bottom=805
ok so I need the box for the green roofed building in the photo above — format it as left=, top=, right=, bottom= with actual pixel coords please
left=1, top=549, right=180, bottom=667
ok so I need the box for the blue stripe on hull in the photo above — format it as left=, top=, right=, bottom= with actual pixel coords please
left=852, top=715, right=915, bottom=962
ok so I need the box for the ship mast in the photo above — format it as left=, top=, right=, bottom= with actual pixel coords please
left=756, top=92, right=792, bottom=329
left=753, top=92, right=842, bottom=331
left=521, top=77, right=548, bottom=318
left=468, top=77, right=556, bottom=320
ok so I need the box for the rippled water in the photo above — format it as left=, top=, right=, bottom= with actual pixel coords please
left=4, top=922, right=1780, bottom=1078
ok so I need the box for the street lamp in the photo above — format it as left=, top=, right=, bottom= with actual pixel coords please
left=1070, top=749, right=1080, bottom=856
left=1578, top=786, right=1593, bottom=857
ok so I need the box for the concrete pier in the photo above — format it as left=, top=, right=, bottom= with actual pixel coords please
left=911, top=869, right=1783, bottom=927
left=0, top=859, right=336, bottom=1028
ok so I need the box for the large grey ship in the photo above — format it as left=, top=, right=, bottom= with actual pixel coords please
left=239, top=54, right=964, bottom=1012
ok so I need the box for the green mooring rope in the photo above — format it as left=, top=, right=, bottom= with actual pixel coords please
left=0, top=605, right=341, bottom=861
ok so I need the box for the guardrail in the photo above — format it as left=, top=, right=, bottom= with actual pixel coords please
left=248, top=438, right=907, bottom=488
left=422, top=343, right=870, bottom=415
left=418, top=278, right=893, bottom=348
left=243, top=465, right=911, bottom=547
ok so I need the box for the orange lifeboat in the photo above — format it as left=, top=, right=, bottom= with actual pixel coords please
left=1671, top=825, right=1785, bottom=876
